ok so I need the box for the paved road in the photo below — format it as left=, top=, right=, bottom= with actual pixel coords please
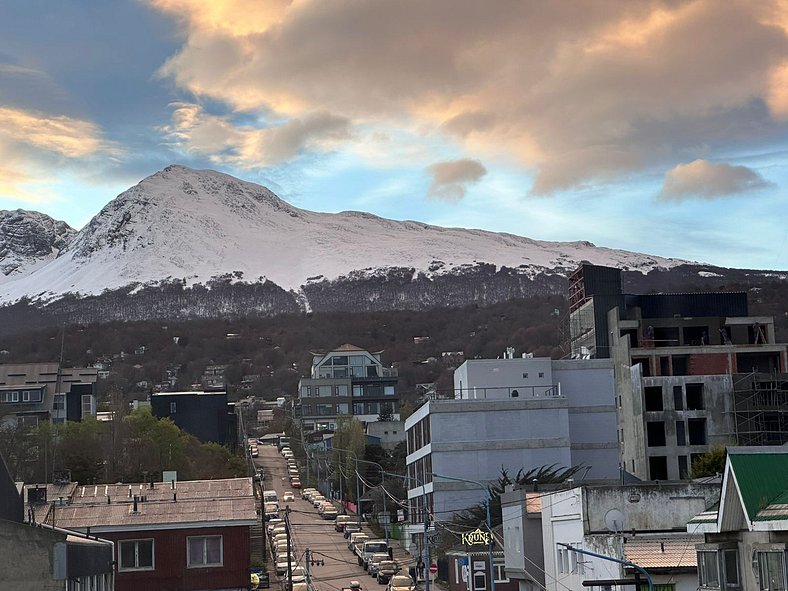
left=257, top=445, right=381, bottom=591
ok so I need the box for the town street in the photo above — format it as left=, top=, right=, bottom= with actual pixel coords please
left=257, top=445, right=381, bottom=591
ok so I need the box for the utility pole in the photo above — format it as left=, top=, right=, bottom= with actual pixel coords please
left=285, top=505, right=293, bottom=591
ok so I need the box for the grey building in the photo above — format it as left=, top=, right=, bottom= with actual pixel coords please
left=403, top=355, right=619, bottom=555
left=296, top=344, right=399, bottom=431
left=568, top=264, right=788, bottom=481
left=0, top=363, right=98, bottom=428
left=0, top=454, right=115, bottom=591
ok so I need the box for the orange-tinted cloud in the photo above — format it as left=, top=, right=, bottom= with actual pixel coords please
left=0, top=107, right=117, bottom=203
left=427, top=159, right=487, bottom=201
left=162, top=102, right=351, bottom=168
left=661, top=160, right=773, bottom=199
left=149, top=0, right=788, bottom=194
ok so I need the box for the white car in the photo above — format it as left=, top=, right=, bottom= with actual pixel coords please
left=283, top=492, right=295, bottom=502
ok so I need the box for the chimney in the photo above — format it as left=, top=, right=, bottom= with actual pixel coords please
left=173, top=492, right=177, bottom=502
left=150, top=476, right=154, bottom=490
left=128, top=485, right=132, bottom=498
left=170, top=479, right=176, bottom=490
left=107, top=496, right=111, bottom=504
left=132, top=495, right=139, bottom=513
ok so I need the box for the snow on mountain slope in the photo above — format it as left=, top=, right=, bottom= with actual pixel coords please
left=0, top=210, right=75, bottom=283
left=0, top=165, right=687, bottom=304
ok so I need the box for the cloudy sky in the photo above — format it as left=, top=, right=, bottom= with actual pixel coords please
left=2, top=0, right=788, bottom=270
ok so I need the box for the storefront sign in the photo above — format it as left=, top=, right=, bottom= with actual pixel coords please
left=461, top=527, right=492, bottom=546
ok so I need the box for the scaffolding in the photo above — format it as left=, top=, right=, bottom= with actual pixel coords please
left=732, top=371, right=788, bottom=446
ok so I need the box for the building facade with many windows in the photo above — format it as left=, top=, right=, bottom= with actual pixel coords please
left=296, top=344, right=399, bottom=431
left=568, top=264, right=788, bottom=481
left=0, top=363, right=98, bottom=427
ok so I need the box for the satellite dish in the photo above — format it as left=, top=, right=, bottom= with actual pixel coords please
left=604, top=508, right=625, bottom=532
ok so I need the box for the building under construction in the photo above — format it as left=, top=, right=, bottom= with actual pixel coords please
left=566, top=264, right=788, bottom=480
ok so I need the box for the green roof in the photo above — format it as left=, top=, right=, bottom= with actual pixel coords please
left=729, top=452, right=788, bottom=522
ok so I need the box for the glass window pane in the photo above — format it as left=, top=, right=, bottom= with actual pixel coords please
left=188, top=538, right=204, bottom=566
left=138, top=540, right=153, bottom=568
left=723, top=549, right=739, bottom=586
left=206, top=537, right=222, bottom=564
left=120, top=542, right=135, bottom=569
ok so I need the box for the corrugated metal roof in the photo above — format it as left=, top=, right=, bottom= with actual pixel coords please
left=623, top=536, right=701, bottom=569
left=37, top=477, right=256, bottom=531
left=729, top=451, right=788, bottom=523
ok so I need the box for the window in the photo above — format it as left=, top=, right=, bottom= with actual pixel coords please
left=688, top=418, right=707, bottom=445
left=53, top=394, right=65, bottom=411
left=522, top=373, right=528, bottom=378
left=119, top=539, right=154, bottom=571
left=316, top=404, right=333, bottom=416
left=170, top=402, right=177, bottom=414
left=649, top=456, right=668, bottom=480
left=336, top=384, right=349, bottom=396
left=473, top=571, right=487, bottom=591
left=647, top=421, right=666, bottom=447
left=511, top=389, right=519, bottom=398
left=722, top=549, right=740, bottom=588
left=493, top=563, right=509, bottom=582
left=81, top=394, right=94, bottom=417
left=676, top=421, right=686, bottom=446
left=353, top=385, right=364, bottom=397
left=187, top=535, right=223, bottom=567
left=698, top=550, right=720, bottom=588
left=316, top=385, right=332, bottom=397
left=353, top=403, right=364, bottom=415
left=384, top=385, right=395, bottom=396
left=337, top=403, right=349, bottom=414
left=644, top=386, right=664, bottom=411
left=678, top=456, right=689, bottom=479
left=673, top=386, right=684, bottom=410
left=672, top=355, right=689, bottom=376
left=758, top=551, right=786, bottom=591
left=687, top=384, right=705, bottom=410
left=1, top=390, right=19, bottom=403
left=538, top=372, right=544, bottom=378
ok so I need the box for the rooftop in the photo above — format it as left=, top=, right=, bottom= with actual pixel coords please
left=28, top=477, right=256, bottom=533
left=623, top=535, right=701, bottom=570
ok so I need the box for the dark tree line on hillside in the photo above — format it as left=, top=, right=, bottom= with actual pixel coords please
left=0, top=296, right=566, bottom=406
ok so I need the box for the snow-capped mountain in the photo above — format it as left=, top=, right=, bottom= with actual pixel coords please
left=0, top=165, right=686, bottom=309
left=0, top=210, right=75, bottom=281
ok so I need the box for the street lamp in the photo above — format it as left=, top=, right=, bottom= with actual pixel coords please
left=430, top=472, right=495, bottom=591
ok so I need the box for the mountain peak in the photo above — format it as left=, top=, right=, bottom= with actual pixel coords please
left=0, top=167, right=688, bottom=305
left=0, top=209, right=75, bottom=281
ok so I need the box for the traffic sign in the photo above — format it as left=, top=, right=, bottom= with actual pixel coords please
left=429, top=563, right=438, bottom=574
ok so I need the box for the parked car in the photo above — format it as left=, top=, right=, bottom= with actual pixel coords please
left=283, top=492, right=295, bottom=502
left=334, top=515, right=356, bottom=532
left=322, top=506, right=338, bottom=520
left=347, top=532, right=369, bottom=551
left=344, top=524, right=362, bottom=539
left=367, top=553, right=390, bottom=577
left=376, top=560, right=400, bottom=584
left=386, top=575, right=416, bottom=591
left=360, top=540, right=390, bottom=569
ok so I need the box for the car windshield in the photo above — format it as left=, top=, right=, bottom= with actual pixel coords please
left=365, top=542, right=388, bottom=553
